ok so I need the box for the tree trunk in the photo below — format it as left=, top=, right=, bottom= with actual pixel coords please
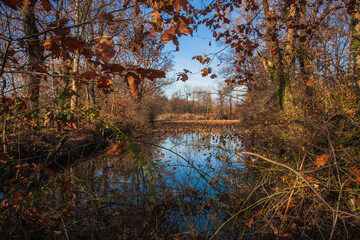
left=262, top=0, right=288, bottom=109
left=22, top=3, right=44, bottom=111
left=351, top=0, right=360, bottom=88
left=70, top=0, right=80, bottom=109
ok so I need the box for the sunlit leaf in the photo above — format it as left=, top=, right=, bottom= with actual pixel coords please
left=124, top=72, right=141, bottom=99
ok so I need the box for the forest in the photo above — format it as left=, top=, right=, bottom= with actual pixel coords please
left=0, top=0, right=360, bottom=239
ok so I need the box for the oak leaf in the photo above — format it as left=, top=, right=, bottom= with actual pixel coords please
left=41, top=0, right=52, bottom=12
left=131, top=25, right=145, bottom=52
left=136, top=68, right=165, bottom=80
left=177, top=73, right=188, bottom=81
left=151, top=9, right=164, bottom=31
left=101, top=64, right=125, bottom=73
left=174, top=0, right=188, bottom=12
left=350, top=167, right=360, bottom=184
left=124, top=72, right=141, bottom=99
left=106, top=142, right=124, bottom=155
left=162, top=27, right=176, bottom=43
left=314, top=154, right=330, bottom=168
left=95, top=37, right=115, bottom=63
left=99, top=13, right=115, bottom=28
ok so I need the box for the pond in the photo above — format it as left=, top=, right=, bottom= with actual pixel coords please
left=73, top=131, right=250, bottom=238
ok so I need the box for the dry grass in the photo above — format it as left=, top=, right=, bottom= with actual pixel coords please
left=156, top=119, right=240, bottom=125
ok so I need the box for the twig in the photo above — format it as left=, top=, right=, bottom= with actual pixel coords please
left=45, top=137, right=67, bottom=163
left=238, top=151, right=360, bottom=220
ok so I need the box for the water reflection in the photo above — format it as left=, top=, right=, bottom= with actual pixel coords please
left=74, top=132, right=245, bottom=238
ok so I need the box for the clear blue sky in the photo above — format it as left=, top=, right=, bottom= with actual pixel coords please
left=163, top=24, right=230, bottom=98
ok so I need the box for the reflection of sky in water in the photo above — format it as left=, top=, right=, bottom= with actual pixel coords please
left=155, top=133, right=244, bottom=233
left=159, top=133, right=243, bottom=190
left=89, top=132, right=244, bottom=235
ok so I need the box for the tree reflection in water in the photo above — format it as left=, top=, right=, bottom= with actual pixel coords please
left=72, top=132, right=250, bottom=239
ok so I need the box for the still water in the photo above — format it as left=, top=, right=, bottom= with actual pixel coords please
left=75, top=132, right=245, bottom=237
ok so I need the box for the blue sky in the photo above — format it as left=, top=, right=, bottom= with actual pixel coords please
left=163, top=24, right=230, bottom=98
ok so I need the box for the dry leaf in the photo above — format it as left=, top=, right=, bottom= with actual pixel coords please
left=97, top=77, right=113, bottom=93
left=314, top=154, right=330, bottom=168
left=106, top=142, right=124, bottom=155
left=43, top=168, right=55, bottom=178
left=124, top=72, right=141, bottom=99
left=350, top=167, right=360, bottom=184
left=151, top=9, right=164, bottom=31
left=174, top=0, right=188, bottom=12
left=1, top=0, right=22, bottom=10
left=290, top=222, right=297, bottom=231
left=95, top=38, right=115, bottom=63
left=247, top=217, right=254, bottom=228
left=80, top=72, right=99, bottom=79
left=101, top=64, right=125, bottom=73
left=41, top=0, right=52, bottom=12
left=208, top=176, right=220, bottom=185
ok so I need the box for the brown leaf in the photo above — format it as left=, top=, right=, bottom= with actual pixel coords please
left=177, top=73, right=188, bottom=81
left=314, top=154, right=330, bottom=168
left=99, top=13, right=115, bottom=27
left=30, top=63, right=48, bottom=73
left=151, top=9, right=164, bottom=31
left=48, top=18, right=69, bottom=28
left=350, top=167, right=360, bottom=184
left=131, top=25, right=145, bottom=52
left=1, top=0, right=22, bottom=10
left=106, top=142, right=124, bottom=155
left=43, top=168, right=55, bottom=178
left=23, top=0, right=37, bottom=8
left=97, top=77, right=113, bottom=93
left=124, top=72, right=141, bottom=99
left=290, top=222, right=297, bottom=231
left=247, top=217, right=254, bottom=228
left=101, top=64, right=125, bottom=73
left=161, top=27, right=176, bottom=44
left=208, top=177, right=220, bottom=185
left=123, top=0, right=131, bottom=8
left=41, top=0, right=52, bottom=12
left=95, top=38, right=115, bottom=63
left=135, top=68, right=165, bottom=81
left=62, top=36, right=86, bottom=51
left=79, top=71, right=99, bottom=79
left=201, top=67, right=212, bottom=77
left=175, top=16, right=191, bottom=35
left=174, top=0, right=188, bottom=12
left=134, top=1, right=142, bottom=16
left=157, top=151, right=165, bottom=158
left=300, top=36, right=307, bottom=42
